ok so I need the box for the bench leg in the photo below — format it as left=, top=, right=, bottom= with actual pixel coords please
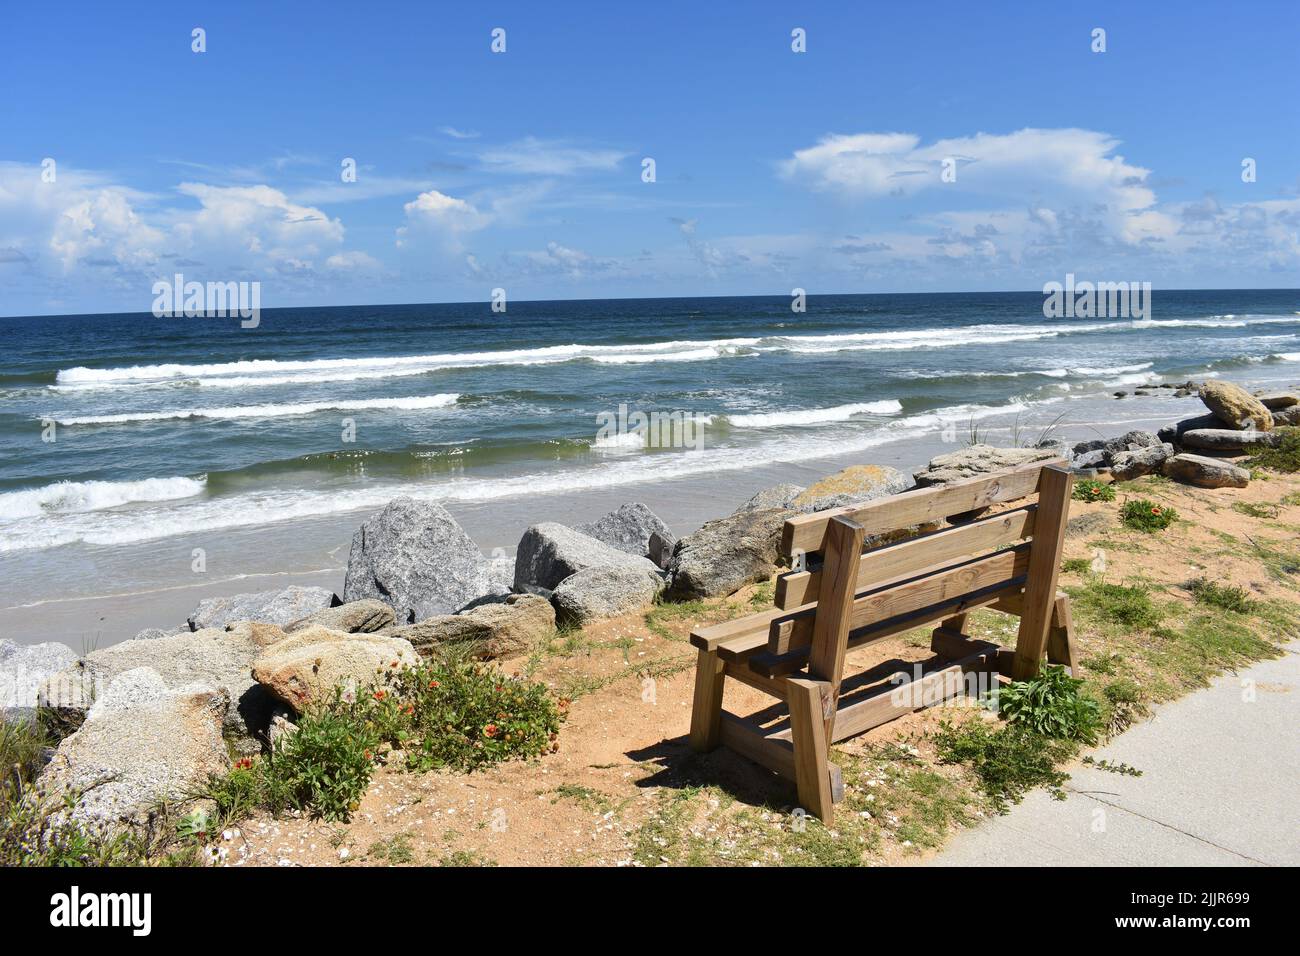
left=689, top=648, right=725, bottom=752
left=1045, top=595, right=1079, bottom=674
left=787, top=678, right=836, bottom=823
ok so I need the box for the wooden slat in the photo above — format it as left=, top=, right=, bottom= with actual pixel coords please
left=722, top=659, right=787, bottom=699
left=718, top=711, right=796, bottom=779
left=748, top=583, right=1021, bottom=678
left=1011, top=466, right=1073, bottom=680
left=829, top=646, right=1001, bottom=741
left=770, top=544, right=1031, bottom=656
left=689, top=603, right=792, bottom=652
left=781, top=459, right=1063, bottom=558
left=930, top=628, right=997, bottom=661
left=775, top=505, right=1037, bottom=609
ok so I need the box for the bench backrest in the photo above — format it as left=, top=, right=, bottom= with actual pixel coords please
left=765, top=460, right=1072, bottom=677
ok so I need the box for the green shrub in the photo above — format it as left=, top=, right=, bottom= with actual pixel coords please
left=1073, top=478, right=1115, bottom=503
left=1244, top=427, right=1300, bottom=473
left=1120, top=498, right=1177, bottom=532
left=1061, top=557, right=1092, bottom=574
left=934, top=721, right=1076, bottom=813
left=1103, top=678, right=1143, bottom=704
left=374, top=658, right=565, bottom=773
left=204, top=658, right=565, bottom=825
left=1187, top=577, right=1255, bottom=614
left=994, top=665, right=1101, bottom=743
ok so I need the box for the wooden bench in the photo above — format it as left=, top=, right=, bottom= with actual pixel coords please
left=687, top=460, right=1078, bottom=822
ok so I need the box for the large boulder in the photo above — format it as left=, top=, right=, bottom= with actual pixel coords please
left=38, top=623, right=284, bottom=751
left=513, top=522, right=661, bottom=592
left=665, top=507, right=793, bottom=601
left=1199, top=381, right=1272, bottom=431
left=388, top=616, right=491, bottom=656
left=1256, top=392, right=1298, bottom=410
left=576, top=502, right=672, bottom=559
left=343, top=497, right=505, bottom=623
left=1157, top=413, right=1223, bottom=445
left=1104, top=430, right=1161, bottom=456
left=1179, top=429, right=1280, bottom=452
left=251, top=628, right=418, bottom=710
left=913, top=445, right=1060, bottom=487
left=738, top=482, right=806, bottom=512
left=1110, top=442, right=1176, bottom=481
left=458, top=593, right=556, bottom=657
left=37, top=669, right=230, bottom=829
left=188, top=585, right=334, bottom=631
left=1, top=639, right=77, bottom=721
left=791, top=465, right=909, bottom=513
left=1273, top=406, right=1300, bottom=427
left=552, top=567, right=665, bottom=625
left=285, top=599, right=395, bottom=634
left=1162, top=453, right=1250, bottom=489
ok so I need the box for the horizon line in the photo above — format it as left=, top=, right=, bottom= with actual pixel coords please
left=3, top=284, right=1298, bottom=322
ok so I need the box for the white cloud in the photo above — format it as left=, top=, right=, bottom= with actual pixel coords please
left=477, top=137, right=628, bottom=176
left=397, top=188, right=491, bottom=248
left=439, top=126, right=480, bottom=140
left=326, top=250, right=382, bottom=271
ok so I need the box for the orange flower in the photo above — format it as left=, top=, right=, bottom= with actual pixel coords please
left=373, top=690, right=386, bottom=701
left=428, top=679, right=440, bottom=689
left=484, top=723, right=498, bottom=738
left=1150, top=506, right=1162, bottom=515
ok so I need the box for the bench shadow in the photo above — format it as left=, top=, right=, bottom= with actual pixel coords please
left=627, top=653, right=957, bottom=812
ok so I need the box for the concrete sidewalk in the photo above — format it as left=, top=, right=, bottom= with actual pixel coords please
left=928, top=644, right=1299, bottom=867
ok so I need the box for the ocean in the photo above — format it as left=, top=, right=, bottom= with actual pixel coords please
left=1, top=290, right=1297, bottom=645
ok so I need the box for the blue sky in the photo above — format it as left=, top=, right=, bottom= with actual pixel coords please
left=1, top=0, right=1297, bottom=316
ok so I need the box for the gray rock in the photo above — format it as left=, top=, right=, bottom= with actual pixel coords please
left=1071, top=448, right=1110, bottom=471
left=576, top=502, right=672, bottom=559
left=37, top=670, right=230, bottom=829
left=1256, top=392, right=1298, bottom=410
left=1273, top=406, right=1300, bottom=427
left=791, top=465, right=910, bottom=512
left=513, top=522, right=660, bottom=592
left=738, top=482, right=806, bottom=512
left=389, top=616, right=490, bottom=656
left=343, top=497, right=506, bottom=623
left=285, top=599, right=395, bottom=634
left=1157, top=414, right=1223, bottom=445
left=648, top=530, right=677, bottom=570
left=552, top=567, right=665, bottom=625
left=457, top=593, right=556, bottom=658
left=1162, top=453, right=1250, bottom=489
left=665, top=507, right=793, bottom=601
left=913, top=445, right=1060, bottom=488
left=1071, top=439, right=1107, bottom=456
left=1, top=639, right=78, bottom=720
left=132, top=627, right=186, bottom=641
left=1179, top=429, right=1280, bottom=452
left=39, top=623, right=284, bottom=752
left=1103, top=430, right=1161, bottom=456
left=1110, top=442, right=1175, bottom=481
left=188, top=585, right=334, bottom=631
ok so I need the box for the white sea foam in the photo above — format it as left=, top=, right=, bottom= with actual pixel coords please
left=52, top=394, right=460, bottom=426
left=0, top=398, right=1035, bottom=552
left=0, top=476, right=205, bottom=520
left=726, top=400, right=902, bottom=428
